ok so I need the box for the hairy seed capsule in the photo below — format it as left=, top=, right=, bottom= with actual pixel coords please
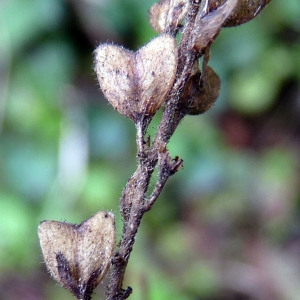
left=38, top=211, right=115, bottom=299
left=94, top=34, right=178, bottom=123
left=148, top=0, right=188, bottom=33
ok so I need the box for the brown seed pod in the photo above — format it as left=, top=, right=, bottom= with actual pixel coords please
left=209, top=0, right=272, bottom=27
left=182, top=66, right=221, bottom=115
left=148, top=0, right=188, bottom=34
left=94, top=34, right=178, bottom=123
left=193, top=0, right=238, bottom=53
left=38, top=211, right=115, bottom=299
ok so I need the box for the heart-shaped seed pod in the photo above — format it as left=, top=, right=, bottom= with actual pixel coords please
left=182, top=66, right=220, bottom=115
left=209, top=0, right=272, bottom=27
left=38, top=211, right=115, bottom=300
left=94, top=34, right=178, bottom=123
left=148, top=0, right=188, bottom=34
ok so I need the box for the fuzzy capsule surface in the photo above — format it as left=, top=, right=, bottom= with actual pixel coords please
left=38, top=211, right=115, bottom=299
left=94, top=34, right=178, bottom=122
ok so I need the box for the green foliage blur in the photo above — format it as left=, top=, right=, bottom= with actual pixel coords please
left=1, top=0, right=300, bottom=299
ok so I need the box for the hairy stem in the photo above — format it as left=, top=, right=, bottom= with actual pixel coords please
left=106, top=1, right=204, bottom=299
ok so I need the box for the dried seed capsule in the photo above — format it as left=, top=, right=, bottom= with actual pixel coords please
left=94, top=44, right=136, bottom=119
left=193, top=0, right=238, bottom=53
left=38, top=211, right=115, bottom=299
left=182, top=66, right=221, bottom=115
left=148, top=0, right=188, bottom=34
left=209, top=0, right=272, bottom=27
left=135, top=35, right=178, bottom=117
left=94, top=34, right=178, bottom=123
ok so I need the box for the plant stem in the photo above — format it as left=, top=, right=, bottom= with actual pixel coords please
left=106, top=2, right=203, bottom=298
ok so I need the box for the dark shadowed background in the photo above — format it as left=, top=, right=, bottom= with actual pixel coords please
left=1, top=0, right=300, bottom=299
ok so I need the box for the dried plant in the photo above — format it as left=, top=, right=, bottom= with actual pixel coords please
left=38, top=0, right=272, bottom=299
left=38, top=212, right=116, bottom=300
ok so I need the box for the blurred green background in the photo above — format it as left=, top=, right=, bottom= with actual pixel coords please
left=1, top=0, right=300, bottom=299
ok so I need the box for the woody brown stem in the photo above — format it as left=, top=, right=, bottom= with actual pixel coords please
left=105, top=2, right=207, bottom=299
